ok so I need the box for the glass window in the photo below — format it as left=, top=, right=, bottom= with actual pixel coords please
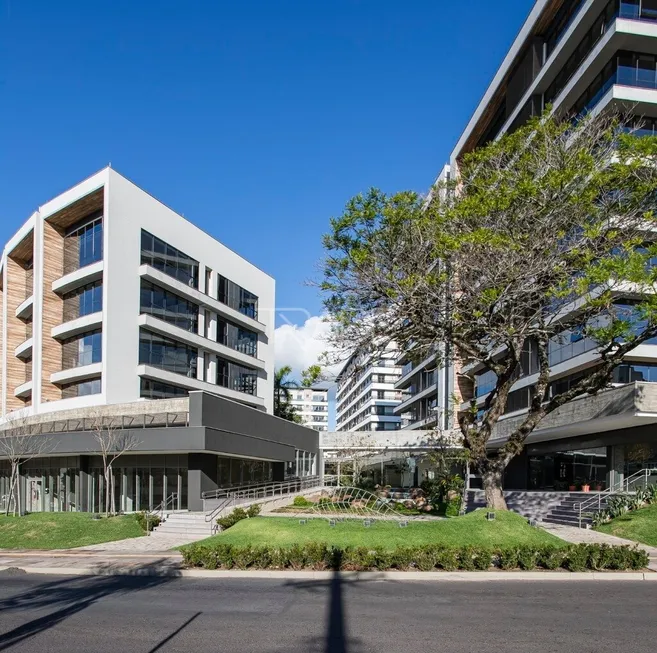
left=140, top=378, right=189, bottom=399
left=140, top=230, right=199, bottom=289
left=140, top=281, right=198, bottom=333
left=64, top=214, right=103, bottom=274
left=216, top=319, right=257, bottom=357
left=216, top=358, right=258, bottom=396
left=139, top=329, right=197, bottom=377
left=61, top=330, right=102, bottom=369
left=217, top=274, right=258, bottom=319
left=63, top=281, right=103, bottom=321
left=61, top=377, right=102, bottom=398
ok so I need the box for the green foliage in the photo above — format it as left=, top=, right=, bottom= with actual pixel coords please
left=274, top=366, right=302, bottom=423
left=217, top=506, right=251, bottom=531
left=246, top=503, right=261, bottom=518
left=300, top=364, right=324, bottom=388
left=293, top=496, right=313, bottom=507
left=135, top=511, right=161, bottom=532
left=320, top=108, right=657, bottom=504
left=181, top=542, right=648, bottom=572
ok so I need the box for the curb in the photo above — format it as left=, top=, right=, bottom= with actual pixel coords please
left=1, top=566, right=655, bottom=581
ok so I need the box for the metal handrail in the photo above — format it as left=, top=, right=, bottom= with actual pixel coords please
left=204, top=476, right=322, bottom=525
left=577, top=469, right=654, bottom=527
left=146, top=492, right=179, bottom=535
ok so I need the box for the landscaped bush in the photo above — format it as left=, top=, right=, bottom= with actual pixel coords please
left=292, top=496, right=313, bottom=507
left=181, top=542, right=648, bottom=572
left=591, top=484, right=657, bottom=527
left=135, top=511, right=161, bottom=532
left=217, top=504, right=261, bottom=531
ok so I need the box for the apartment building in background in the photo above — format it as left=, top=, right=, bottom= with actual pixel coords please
left=335, top=346, right=404, bottom=432
left=446, top=0, right=657, bottom=493
left=289, top=385, right=330, bottom=431
left=0, top=168, right=319, bottom=513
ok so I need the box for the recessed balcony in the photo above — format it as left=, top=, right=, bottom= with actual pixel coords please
left=14, top=379, right=33, bottom=398
left=51, top=363, right=102, bottom=386
left=14, top=337, right=33, bottom=360
left=52, top=312, right=103, bottom=341
left=52, top=260, right=103, bottom=295
left=15, top=295, right=34, bottom=320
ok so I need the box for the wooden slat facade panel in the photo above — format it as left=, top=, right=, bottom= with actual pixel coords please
left=41, top=222, right=64, bottom=403
left=6, top=257, right=31, bottom=410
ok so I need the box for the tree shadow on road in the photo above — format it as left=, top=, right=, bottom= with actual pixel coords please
left=0, top=561, right=178, bottom=651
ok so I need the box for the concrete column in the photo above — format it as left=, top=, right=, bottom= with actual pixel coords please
left=208, top=312, right=217, bottom=342
left=79, top=455, right=90, bottom=512
left=609, top=444, right=625, bottom=490
left=187, top=453, right=218, bottom=512
left=196, top=351, right=205, bottom=381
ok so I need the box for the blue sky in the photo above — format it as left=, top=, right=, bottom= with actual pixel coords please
left=1, top=0, right=532, bottom=372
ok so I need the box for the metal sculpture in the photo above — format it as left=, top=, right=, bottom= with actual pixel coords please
left=310, top=486, right=411, bottom=522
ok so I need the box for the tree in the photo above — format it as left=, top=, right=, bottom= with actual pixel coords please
left=300, top=364, right=324, bottom=388
left=330, top=433, right=379, bottom=486
left=0, top=415, right=53, bottom=516
left=91, top=412, right=140, bottom=516
left=321, top=110, right=657, bottom=509
left=273, top=366, right=302, bottom=423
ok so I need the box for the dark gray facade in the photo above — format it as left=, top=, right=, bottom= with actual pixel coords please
left=0, top=392, right=319, bottom=513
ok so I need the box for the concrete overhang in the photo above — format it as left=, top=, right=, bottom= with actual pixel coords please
left=52, top=312, right=103, bottom=341
left=52, top=261, right=104, bottom=295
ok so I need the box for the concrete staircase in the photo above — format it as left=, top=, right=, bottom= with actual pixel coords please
left=542, top=494, right=609, bottom=527
left=467, top=490, right=607, bottom=526
left=151, top=512, right=214, bottom=541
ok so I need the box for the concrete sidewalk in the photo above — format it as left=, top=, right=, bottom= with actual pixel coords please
left=541, top=522, right=657, bottom=571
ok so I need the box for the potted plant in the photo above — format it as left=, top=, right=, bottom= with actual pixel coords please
left=594, top=481, right=604, bottom=491
left=581, top=480, right=591, bottom=493
left=568, top=482, right=578, bottom=491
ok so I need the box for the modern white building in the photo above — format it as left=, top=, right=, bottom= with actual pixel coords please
left=335, top=347, right=404, bottom=432
left=0, top=168, right=320, bottom=514
left=444, top=0, right=657, bottom=495
left=1, top=166, right=275, bottom=415
left=289, top=385, right=329, bottom=431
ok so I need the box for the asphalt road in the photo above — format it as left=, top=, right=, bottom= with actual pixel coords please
left=0, top=570, right=656, bottom=652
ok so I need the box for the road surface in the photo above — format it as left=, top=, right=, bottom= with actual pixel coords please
left=0, top=570, right=655, bottom=652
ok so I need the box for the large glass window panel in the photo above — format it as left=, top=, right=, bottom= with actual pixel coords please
left=139, top=329, right=197, bottom=377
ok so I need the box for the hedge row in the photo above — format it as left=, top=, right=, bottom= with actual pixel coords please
left=181, top=542, right=648, bottom=572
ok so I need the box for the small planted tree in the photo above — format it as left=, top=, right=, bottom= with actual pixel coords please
left=321, top=110, right=657, bottom=508
left=0, top=415, right=53, bottom=516
left=91, top=412, right=140, bottom=516
left=273, top=366, right=302, bottom=423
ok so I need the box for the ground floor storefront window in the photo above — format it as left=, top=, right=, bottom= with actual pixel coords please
left=216, top=456, right=273, bottom=487
left=528, top=447, right=608, bottom=490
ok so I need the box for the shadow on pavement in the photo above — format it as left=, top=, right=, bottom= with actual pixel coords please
left=0, top=560, right=177, bottom=651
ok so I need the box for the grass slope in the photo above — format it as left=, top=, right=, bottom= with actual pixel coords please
left=596, top=503, right=657, bottom=547
left=191, top=510, right=563, bottom=550
left=0, top=513, right=144, bottom=550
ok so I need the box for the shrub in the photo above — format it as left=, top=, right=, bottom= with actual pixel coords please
left=135, top=511, right=161, bottom=532
left=293, top=496, right=312, bottom=507
left=180, top=542, right=648, bottom=572
left=217, top=506, right=249, bottom=531
left=246, top=503, right=261, bottom=518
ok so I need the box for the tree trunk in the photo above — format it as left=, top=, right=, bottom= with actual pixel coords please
left=7, top=465, right=17, bottom=516
left=482, top=467, right=508, bottom=510
left=104, top=468, right=110, bottom=517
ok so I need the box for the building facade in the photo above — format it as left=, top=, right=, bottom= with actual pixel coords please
left=0, top=168, right=319, bottom=512
left=448, top=0, right=657, bottom=490
left=335, top=347, right=404, bottom=432
left=289, top=386, right=329, bottom=431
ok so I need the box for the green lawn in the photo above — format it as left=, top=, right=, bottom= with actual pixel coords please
left=189, top=510, right=563, bottom=550
left=0, top=513, right=145, bottom=550
left=596, top=503, right=657, bottom=547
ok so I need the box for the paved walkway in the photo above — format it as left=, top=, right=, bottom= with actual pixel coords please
left=74, top=533, right=197, bottom=553
left=542, top=523, right=657, bottom=570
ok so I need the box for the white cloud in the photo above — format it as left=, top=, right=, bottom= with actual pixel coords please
left=274, top=314, right=340, bottom=382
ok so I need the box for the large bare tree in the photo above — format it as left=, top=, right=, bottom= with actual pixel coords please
left=321, top=110, right=657, bottom=508
left=0, top=415, right=53, bottom=516
left=91, top=412, right=140, bottom=516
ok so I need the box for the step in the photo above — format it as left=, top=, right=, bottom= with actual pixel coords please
left=543, top=515, right=591, bottom=526
left=155, top=525, right=212, bottom=534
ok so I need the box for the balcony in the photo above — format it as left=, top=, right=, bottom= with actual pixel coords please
left=14, top=337, right=33, bottom=360
left=138, top=314, right=266, bottom=371
left=53, top=260, right=104, bottom=295
left=15, top=295, right=34, bottom=320
left=52, top=312, right=103, bottom=341
left=139, top=264, right=266, bottom=335
left=51, top=363, right=102, bottom=386
left=137, top=364, right=265, bottom=409
left=14, top=379, right=33, bottom=399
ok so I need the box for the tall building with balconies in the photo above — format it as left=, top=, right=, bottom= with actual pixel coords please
left=445, top=0, right=657, bottom=493
left=335, top=347, right=404, bottom=432
left=0, top=168, right=320, bottom=515
left=289, top=385, right=330, bottom=431
left=1, top=167, right=275, bottom=415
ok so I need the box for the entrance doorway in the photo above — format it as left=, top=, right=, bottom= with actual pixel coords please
left=26, top=477, right=42, bottom=512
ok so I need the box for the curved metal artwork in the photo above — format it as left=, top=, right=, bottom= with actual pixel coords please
left=311, top=486, right=411, bottom=521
